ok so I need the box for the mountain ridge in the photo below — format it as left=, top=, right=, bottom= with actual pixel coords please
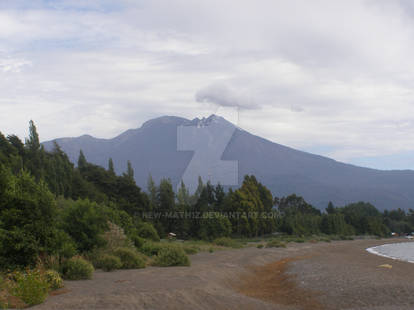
left=43, top=114, right=414, bottom=210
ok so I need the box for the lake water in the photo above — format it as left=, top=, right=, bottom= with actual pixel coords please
left=367, top=241, right=414, bottom=263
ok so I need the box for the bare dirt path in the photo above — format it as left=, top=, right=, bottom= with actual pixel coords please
left=33, top=239, right=414, bottom=310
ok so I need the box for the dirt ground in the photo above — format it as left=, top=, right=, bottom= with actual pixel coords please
left=33, top=239, right=414, bottom=310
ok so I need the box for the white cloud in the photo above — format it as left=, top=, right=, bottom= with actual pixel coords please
left=1, top=0, right=414, bottom=169
left=195, top=83, right=259, bottom=110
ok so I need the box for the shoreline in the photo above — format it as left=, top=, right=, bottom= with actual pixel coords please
left=34, top=238, right=414, bottom=310
left=366, top=241, right=414, bottom=264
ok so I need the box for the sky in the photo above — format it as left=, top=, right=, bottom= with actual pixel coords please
left=1, top=0, right=414, bottom=170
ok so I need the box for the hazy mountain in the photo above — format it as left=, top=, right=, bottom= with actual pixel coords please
left=43, top=115, right=414, bottom=210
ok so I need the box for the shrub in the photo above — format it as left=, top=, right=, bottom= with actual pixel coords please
left=257, top=244, right=264, bottom=249
left=209, top=247, right=214, bottom=253
left=61, top=257, right=94, bottom=280
left=52, top=230, right=77, bottom=259
left=102, top=222, right=133, bottom=252
left=42, top=255, right=61, bottom=273
left=153, top=247, right=190, bottom=267
left=129, top=233, right=145, bottom=249
left=213, top=237, right=233, bottom=247
left=44, top=270, right=64, bottom=290
left=318, top=237, right=331, bottom=243
left=113, top=248, right=145, bottom=269
left=99, top=255, right=122, bottom=272
left=61, top=199, right=108, bottom=253
left=11, top=269, right=49, bottom=306
left=140, top=242, right=165, bottom=256
left=266, top=240, right=286, bottom=248
left=137, top=223, right=160, bottom=242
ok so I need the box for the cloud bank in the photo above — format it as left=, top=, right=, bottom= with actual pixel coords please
left=1, top=0, right=414, bottom=169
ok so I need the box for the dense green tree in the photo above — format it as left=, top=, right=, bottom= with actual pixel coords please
left=155, top=179, right=175, bottom=235
left=0, top=166, right=58, bottom=268
left=338, top=202, right=389, bottom=236
left=60, top=199, right=109, bottom=252
left=278, top=194, right=321, bottom=216
left=198, top=213, right=232, bottom=240
left=214, top=183, right=226, bottom=207
left=320, top=213, right=354, bottom=235
left=229, top=175, right=276, bottom=237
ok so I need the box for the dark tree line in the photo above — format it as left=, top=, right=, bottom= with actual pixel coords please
left=1, top=121, right=414, bottom=269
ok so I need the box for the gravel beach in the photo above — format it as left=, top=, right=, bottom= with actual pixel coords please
left=33, top=239, right=414, bottom=310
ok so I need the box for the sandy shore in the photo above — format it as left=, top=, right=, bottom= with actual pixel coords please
left=33, top=239, right=414, bottom=310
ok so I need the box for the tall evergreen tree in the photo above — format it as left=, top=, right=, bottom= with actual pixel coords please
left=24, top=120, right=43, bottom=179
left=77, top=150, right=87, bottom=169
left=126, top=160, right=134, bottom=180
left=147, top=174, right=157, bottom=209
left=326, top=201, right=336, bottom=214
left=156, top=178, right=175, bottom=234
left=177, top=180, right=190, bottom=206
left=108, top=158, right=115, bottom=174
left=26, top=120, right=40, bottom=152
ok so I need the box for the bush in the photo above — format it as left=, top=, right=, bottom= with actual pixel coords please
left=140, top=242, right=166, bottom=256
left=113, top=248, right=146, bottom=269
left=44, top=270, right=64, bottom=290
left=266, top=240, right=286, bottom=248
left=137, top=223, right=160, bottom=242
left=61, top=199, right=108, bottom=253
left=153, top=247, right=190, bottom=267
left=61, top=257, right=94, bottom=280
left=257, top=244, right=264, bottom=249
left=129, top=232, right=145, bottom=249
left=51, top=230, right=77, bottom=259
left=213, top=237, right=243, bottom=248
left=0, top=169, right=58, bottom=269
left=99, top=255, right=122, bottom=272
left=11, top=269, right=49, bottom=306
left=102, top=222, right=133, bottom=252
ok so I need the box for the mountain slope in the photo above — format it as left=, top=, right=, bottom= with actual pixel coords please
left=43, top=115, right=414, bottom=210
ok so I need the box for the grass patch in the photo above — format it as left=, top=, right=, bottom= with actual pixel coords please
left=213, top=237, right=244, bottom=248
left=182, top=245, right=200, bottom=255
left=266, top=240, right=286, bottom=248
